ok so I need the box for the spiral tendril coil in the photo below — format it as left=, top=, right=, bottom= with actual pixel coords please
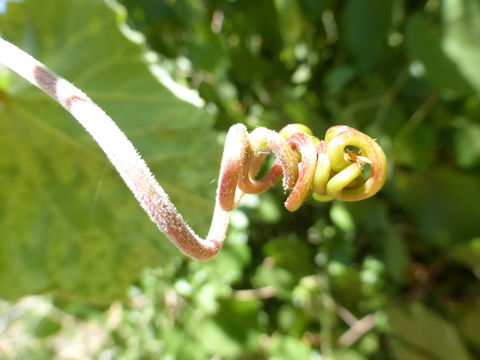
left=217, top=123, right=387, bottom=213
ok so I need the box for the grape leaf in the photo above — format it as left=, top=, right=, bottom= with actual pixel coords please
left=388, top=302, right=472, bottom=360
left=392, top=168, right=480, bottom=247
left=405, top=13, right=473, bottom=95
left=443, top=0, right=480, bottom=93
left=343, top=0, right=392, bottom=72
left=0, top=0, right=220, bottom=302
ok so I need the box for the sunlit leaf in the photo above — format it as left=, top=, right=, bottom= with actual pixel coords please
left=406, top=13, right=473, bottom=95
left=450, top=237, right=480, bottom=270
left=0, top=0, right=219, bottom=301
left=266, top=334, right=312, bottom=360
left=443, top=0, right=480, bottom=93
left=453, top=119, right=480, bottom=168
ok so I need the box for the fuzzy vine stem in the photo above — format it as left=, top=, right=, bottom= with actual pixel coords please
left=0, top=36, right=228, bottom=260
left=0, top=37, right=387, bottom=261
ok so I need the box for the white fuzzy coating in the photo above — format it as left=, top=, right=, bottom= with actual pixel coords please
left=0, top=36, right=229, bottom=261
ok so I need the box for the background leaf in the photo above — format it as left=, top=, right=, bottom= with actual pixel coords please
left=0, top=0, right=219, bottom=301
left=388, top=302, right=472, bottom=360
left=342, top=0, right=393, bottom=72
left=393, top=168, right=480, bottom=247
left=443, top=0, right=480, bottom=93
left=405, top=12, right=473, bottom=95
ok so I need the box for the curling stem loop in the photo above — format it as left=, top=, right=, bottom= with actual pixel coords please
left=218, top=123, right=387, bottom=212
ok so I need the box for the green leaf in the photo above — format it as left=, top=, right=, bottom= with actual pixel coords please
left=405, top=13, right=473, bottom=95
left=330, top=202, right=355, bottom=233
left=332, top=349, right=367, bottom=360
left=214, top=300, right=263, bottom=354
left=443, top=0, right=480, bottom=93
left=453, top=119, right=480, bottom=168
left=343, top=0, right=393, bottom=71
left=190, top=299, right=264, bottom=358
left=266, top=334, right=312, bottom=360
left=31, top=317, right=61, bottom=338
left=383, top=226, right=408, bottom=284
left=393, top=123, right=437, bottom=171
left=388, top=302, right=472, bottom=360
left=450, top=237, right=480, bottom=270
left=253, top=263, right=296, bottom=298
left=274, top=0, right=303, bottom=48
left=277, top=304, right=307, bottom=336
left=393, top=168, right=480, bottom=247
left=263, top=235, right=314, bottom=277
left=458, top=302, right=480, bottom=349
left=324, top=66, right=356, bottom=96
left=0, top=0, right=219, bottom=301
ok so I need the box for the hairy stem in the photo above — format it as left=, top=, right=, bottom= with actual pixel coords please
left=0, top=36, right=228, bottom=260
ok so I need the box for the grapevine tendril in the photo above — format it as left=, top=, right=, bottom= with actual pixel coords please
left=0, top=37, right=388, bottom=261
left=219, top=123, right=388, bottom=211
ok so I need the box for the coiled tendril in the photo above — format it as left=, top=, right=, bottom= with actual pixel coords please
left=0, top=37, right=388, bottom=261
left=218, top=123, right=387, bottom=213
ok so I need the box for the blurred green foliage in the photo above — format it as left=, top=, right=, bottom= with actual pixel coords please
left=0, top=0, right=479, bottom=359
